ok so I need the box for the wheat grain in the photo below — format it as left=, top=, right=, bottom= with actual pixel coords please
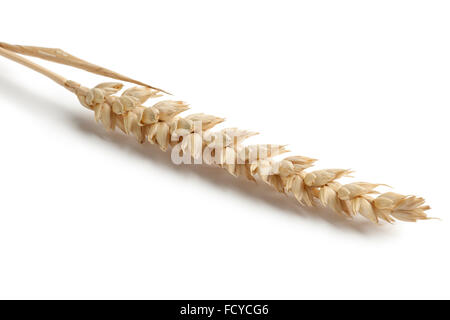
left=0, top=43, right=431, bottom=224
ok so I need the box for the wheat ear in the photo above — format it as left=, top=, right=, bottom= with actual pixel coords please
left=0, top=43, right=431, bottom=224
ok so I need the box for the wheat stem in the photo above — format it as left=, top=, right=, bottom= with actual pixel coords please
left=0, top=42, right=169, bottom=94
left=0, top=46, right=69, bottom=88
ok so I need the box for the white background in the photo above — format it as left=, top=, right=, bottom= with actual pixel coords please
left=0, top=0, right=449, bottom=299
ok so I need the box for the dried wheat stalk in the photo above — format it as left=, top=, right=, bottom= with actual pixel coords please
left=0, top=42, right=431, bottom=224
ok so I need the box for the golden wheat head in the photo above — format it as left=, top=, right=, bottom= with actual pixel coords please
left=0, top=42, right=431, bottom=224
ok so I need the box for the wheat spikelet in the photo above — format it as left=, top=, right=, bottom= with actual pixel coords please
left=0, top=43, right=431, bottom=224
